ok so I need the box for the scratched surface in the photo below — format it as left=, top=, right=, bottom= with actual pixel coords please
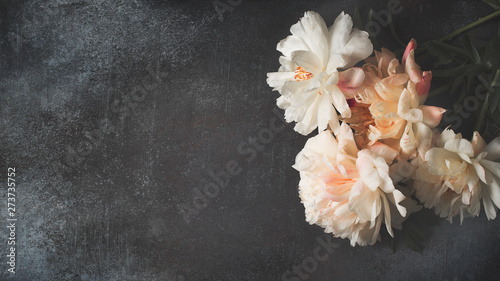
left=0, top=0, right=499, bottom=280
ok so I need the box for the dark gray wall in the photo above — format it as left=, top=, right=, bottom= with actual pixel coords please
left=0, top=0, right=499, bottom=280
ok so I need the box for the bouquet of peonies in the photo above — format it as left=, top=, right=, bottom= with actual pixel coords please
left=267, top=11, right=500, bottom=246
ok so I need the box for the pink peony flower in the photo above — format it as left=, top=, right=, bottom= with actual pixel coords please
left=293, top=123, right=415, bottom=246
left=355, top=39, right=446, bottom=160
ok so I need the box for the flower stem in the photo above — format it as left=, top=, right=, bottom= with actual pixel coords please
left=439, top=10, right=500, bottom=42
left=474, top=90, right=490, bottom=134
left=473, top=69, right=500, bottom=133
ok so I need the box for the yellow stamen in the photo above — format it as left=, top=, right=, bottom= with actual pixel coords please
left=294, top=67, right=314, bottom=81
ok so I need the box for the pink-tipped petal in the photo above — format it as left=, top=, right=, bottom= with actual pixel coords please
left=420, top=105, right=446, bottom=128
left=338, top=67, right=365, bottom=99
left=471, top=131, right=487, bottom=156
left=405, top=49, right=423, bottom=84
left=417, top=71, right=433, bottom=103
left=402, top=38, right=417, bottom=66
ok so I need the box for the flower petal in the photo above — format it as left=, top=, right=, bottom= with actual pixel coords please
left=416, top=71, right=432, bottom=103
left=436, top=128, right=460, bottom=147
left=481, top=159, right=500, bottom=180
left=326, top=81, right=351, bottom=118
left=293, top=94, right=321, bottom=135
left=267, top=71, right=295, bottom=90
left=356, top=152, right=384, bottom=191
left=404, top=49, right=422, bottom=84
left=349, top=182, right=381, bottom=221
left=484, top=137, right=500, bottom=161
left=317, top=92, right=334, bottom=132
left=420, top=105, right=446, bottom=128
left=277, top=35, right=310, bottom=58
left=290, top=11, right=329, bottom=67
left=402, top=38, right=417, bottom=67
left=484, top=170, right=500, bottom=209
left=369, top=142, right=399, bottom=164
left=482, top=186, right=497, bottom=220
left=444, top=138, right=475, bottom=157
left=327, top=12, right=372, bottom=71
left=472, top=131, right=487, bottom=156
left=291, top=50, right=323, bottom=74
left=414, top=122, right=433, bottom=158
left=397, top=88, right=423, bottom=122
left=337, top=67, right=365, bottom=99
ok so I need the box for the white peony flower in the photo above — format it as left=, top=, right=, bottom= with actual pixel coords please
left=294, top=123, right=409, bottom=246
left=267, top=11, right=373, bottom=136
left=414, top=129, right=500, bottom=223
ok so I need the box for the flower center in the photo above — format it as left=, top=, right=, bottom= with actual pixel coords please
left=294, top=67, right=314, bottom=81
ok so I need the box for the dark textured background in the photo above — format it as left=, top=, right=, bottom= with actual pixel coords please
left=1, top=0, right=500, bottom=280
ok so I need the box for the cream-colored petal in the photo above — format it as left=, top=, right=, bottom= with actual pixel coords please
left=349, top=181, right=381, bottom=221
left=316, top=92, right=334, bottom=132
left=444, top=138, right=474, bottom=157
left=400, top=122, right=417, bottom=156
left=337, top=67, right=365, bottom=99
left=482, top=186, right=497, bottom=220
left=356, top=154, right=380, bottom=191
left=471, top=131, right=487, bottom=156
left=480, top=159, right=500, bottom=180
left=290, top=11, right=329, bottom=67
left=397, top=88, right=422, bottom=122
left=277, top=35, right=310, bottom=58
left=484, top=137, right=500, bottom=161
left=414, top=122, right=433, bottom=158
left=484, top=170, right=500, bottom=208
left=326, top=84, right=351, bottom=118
left=291, top=50, right=323, bottom=74
left=420, top=105, right=446, bottom=128
left=337, top=122, right=359, bottom=163
left=293, top=94, right=321, bottom=135
left=328, top=12, right=373, bottom=70
left=436, top=128, right=460, bottom=147
left=369, top=142, right=399, bottom=164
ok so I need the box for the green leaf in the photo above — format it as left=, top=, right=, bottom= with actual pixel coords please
left=483, top=36, right=500, bottom=66
left=428, top=84, right=449, bottom=97
left=489, top=87, right=500, bottom=113
left=488, top=112, right=500, bottom=126
left=389, top=236, right=395, bottom=253
left=463, top=63, right=488, bottom=76
left=353, top=7, right=364, bottom=30
left=397, top=208, right=439, bottom=253
left=368, top=9, right=380, bottom=50
left=402, top=229, right=423, bottom=253
left=492, top=68, right=500, bottom=87
left=481, top=0, right=500, bottom=10
left=462, top=34, right=481, bottom=63
left=434, top=56, right=454, bottom=68
left=432, top=64, right=467, bottom=78
left=450, top=76, right=465, bottom=95
left=388, top=12, right=405, bottom=47
left=455, top=83, right=467, bottom=104
left=424, top=40, right=469, bottom=61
